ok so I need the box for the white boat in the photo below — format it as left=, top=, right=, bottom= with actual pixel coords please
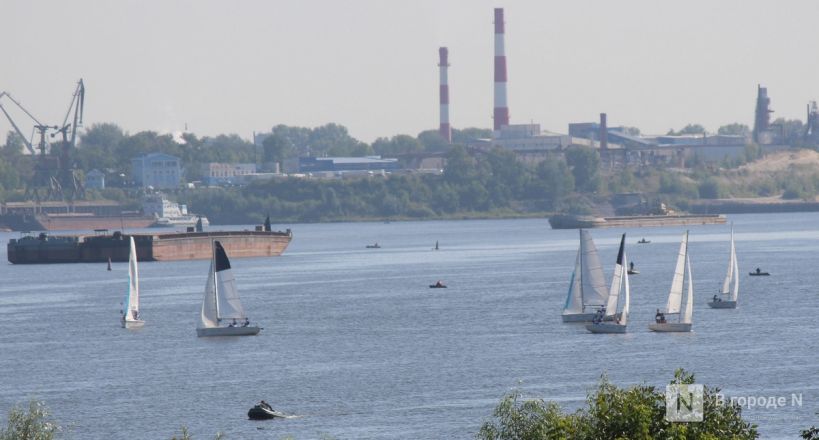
left=144, top=194, right=210, bottom=228
left=708, top=225, right=738, bottom=309
left=649, top=231, right=693, bottom=333
left=587, top=234, right=630, bottom=334
left=121, top=236, right=145, bottom=329
left=562, top=229, right=621, bottom=322
left=196, top=240, right=261, bottom=337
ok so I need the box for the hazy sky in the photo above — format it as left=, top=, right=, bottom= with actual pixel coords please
left=3, top=0, right=819, bottom=144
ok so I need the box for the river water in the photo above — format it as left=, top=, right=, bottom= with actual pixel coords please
left=0, top=214, right=816, bottom=439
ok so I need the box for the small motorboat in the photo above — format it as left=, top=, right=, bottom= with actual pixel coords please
left=429, top=281, right=447, bottom=288
left=749, top=268, right=770, bottom=276
left=365, top=243, right=381, bottom=249
left=248, top=404, right=287, bottom=420
left=637, top=238, right=650, bottom=244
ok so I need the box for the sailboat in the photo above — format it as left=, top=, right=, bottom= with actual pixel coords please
left=121, top=237, right=144, bottom=329
left=649, top=231, right=693, bottom=332
left=196, top=240, right=261, bottom=337
left=709, top=225, right=739, bottom=309
left=587, top=234, right=629, bottom=333
left=562, top=229, right=620, bottom=322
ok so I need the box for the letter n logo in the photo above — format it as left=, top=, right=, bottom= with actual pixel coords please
left=666, top=384, right=704, bottom=422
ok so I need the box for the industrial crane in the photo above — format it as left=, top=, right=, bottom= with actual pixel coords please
left=0, top=90, right=46, bottom=155
left=0, top=79, right=86, bottom=201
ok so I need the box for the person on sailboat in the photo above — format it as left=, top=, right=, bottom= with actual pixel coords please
left=712, top=294, right=721, bottom=303
left=655, top=309, right=665, bottom=323
left=755, top=267, right=761, bottom=274
left=243, top=318, right=250, bottom=327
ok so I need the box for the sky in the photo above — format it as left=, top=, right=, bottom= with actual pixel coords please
left=3, top=0, right=819, bottom=144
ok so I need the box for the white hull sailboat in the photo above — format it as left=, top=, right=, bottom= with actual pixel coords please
left=649, top=231, right=693, bottom=333
left=196, top=240, right=260, bottom=337
left=708, top=225, right=738, bottom=309
left=587, top=234, right=630, bottom=334
left=562, top=230, right=620, bottom=323
left=121, top=236, right=145, bottom=329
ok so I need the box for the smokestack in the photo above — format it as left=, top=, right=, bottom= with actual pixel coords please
left=493, top=8, right=509, bottom=131
left=599, top=113, right=608, bottom=150
left=438, top=47, right=452, bottom=143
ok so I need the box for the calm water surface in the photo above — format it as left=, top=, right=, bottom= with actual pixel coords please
left=0, top=214, right=816, bottom=439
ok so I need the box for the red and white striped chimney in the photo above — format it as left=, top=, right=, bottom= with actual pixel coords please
left=493, top=7, right=509, bottom=131
left=438, top=47, right=452, bottom=143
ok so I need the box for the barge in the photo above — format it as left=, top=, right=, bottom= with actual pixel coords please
left=7, top=227, right=292, bottom=264
left=548, top=214, right=727, bottom=229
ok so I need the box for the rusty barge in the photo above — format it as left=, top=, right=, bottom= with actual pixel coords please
left=548, top=214, right=727, bottom=229
left=7, top=227, right=292, bottom=264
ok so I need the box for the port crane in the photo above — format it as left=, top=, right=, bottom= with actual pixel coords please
left=0, top=79, right=86, bottom=201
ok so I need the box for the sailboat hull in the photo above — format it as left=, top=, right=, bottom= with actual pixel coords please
left=122, top=319, right=145, bottom=329
left=562, top=312, right=622, bottom=323
left=708, top=300, right=737, bottom=309
left=197, top=326, right=260, bottom=337
left=648, top=322, right=692, bottom=332
left=585, top=322, right=627, bottom=333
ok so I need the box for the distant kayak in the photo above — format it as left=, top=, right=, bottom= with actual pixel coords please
left=365, top=243, right=381, bottom=249
left=749, top=271, right=770, bottom=276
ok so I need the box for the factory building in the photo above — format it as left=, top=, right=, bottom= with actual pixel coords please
left=131, top=153, right=182, bottom=189
left=203, top=163, right=257, bottom=186
left=298, top=156, right=400, bottom=174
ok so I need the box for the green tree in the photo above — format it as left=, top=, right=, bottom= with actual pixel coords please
left=667, top=124, right=707, bottom=136
left=565, top=146, right=600, bottom=193
left=478, top=369, right=758, bottom=440
left=372, top=134, right=423, bottom=156
left=0, top=400, right=61, bottom=440
left=262, top=134, right=294, bottom=165
left=770, top=118, right=805, bottom=147
left=717, top=123, right=751, bottom=137
left=698, top=177, right=726, bottom=199
left=417, top=129, right=449, bottom=152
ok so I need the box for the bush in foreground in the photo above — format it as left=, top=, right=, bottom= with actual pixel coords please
left=478, top=369, right=758, bottom=440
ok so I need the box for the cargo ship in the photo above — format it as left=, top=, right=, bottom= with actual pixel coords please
left=7, top=223, right=292, bottom=264
left=548, top=213, right=727, bottom=229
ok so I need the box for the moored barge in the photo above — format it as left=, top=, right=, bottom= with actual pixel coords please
left=7, top=227, right=292, bottom=264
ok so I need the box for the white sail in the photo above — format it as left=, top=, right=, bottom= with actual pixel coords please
left=580, top=230, right=608, bottom=307
left=621, top=250, right=630, bottom=325
left=666, top=231, right=688, bottom=314
left=215, top=267, right=246, bottom=319
left=563, top=249, right=583, bottom=314
left=731, top=235, right=739, bottom=302
left=721, top=227, right=735, bottom=295
left=198, top=260, right=219, bottom=329
left=123, top=237, right=140, bottom=322
left=682, top=252, right=694, bottom=324
left=605, top=234, right=627, bottom=316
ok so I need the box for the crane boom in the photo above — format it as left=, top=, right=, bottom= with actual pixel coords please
left=0, top=92, right=37, bottom=154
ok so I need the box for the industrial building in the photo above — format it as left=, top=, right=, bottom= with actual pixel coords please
left=131, top=153, right=182, bottom=189
left=298, top=156, right=400, bottom=174
left=203, top=162, right=257, bottom=186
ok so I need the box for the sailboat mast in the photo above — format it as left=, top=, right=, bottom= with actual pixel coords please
left=677, top=231, right=688, bottom=322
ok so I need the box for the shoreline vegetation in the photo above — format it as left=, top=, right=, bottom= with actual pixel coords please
left=5, top=123, right=819, bottom=225
left=4, top=370, right=815, bottom=439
